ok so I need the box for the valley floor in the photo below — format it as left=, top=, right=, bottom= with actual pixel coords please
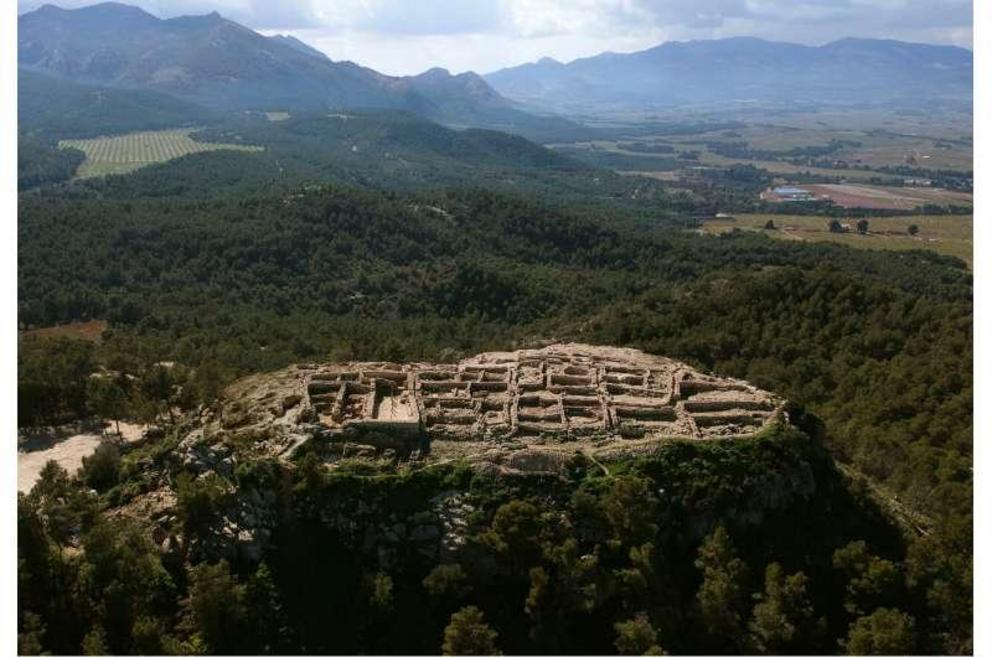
left=701, top=213, right=973, bottom=267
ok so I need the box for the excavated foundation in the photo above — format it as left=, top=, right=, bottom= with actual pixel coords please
left=300, top=343, right=785, bottom=447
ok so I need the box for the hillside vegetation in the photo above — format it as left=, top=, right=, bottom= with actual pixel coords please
left=18, top=135, right=85, bottom=190
left=18, top=174, right=971, bottom=655
left=17, top=70, right=219, bottom=189
left=23, top=111, right=668, bottom=208
left=18, top=70, right=215, bottom=139
left=22, top=423, right=936, bottom=654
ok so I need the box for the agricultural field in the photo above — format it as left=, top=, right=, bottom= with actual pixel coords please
left=557, top=108, right=973, bottom=188
left=695, top=152, right=901, bottom=182
left=797, top=183, right=972, bottom=210
left=702, top=213, right=973, bottom=267
left=759, top=107, right=973, bottom=148
left=59, top=128, right=263, bottom=177
left=700, top=119, right=972, bottom=171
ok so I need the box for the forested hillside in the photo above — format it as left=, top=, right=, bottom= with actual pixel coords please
left=17, top=135, right=85, bottom=190
left=18, top=69, right=216, bottom=139
left=20, top=110, right=669, bottom=210
left=22, top=422, right=946, bottom=655
left=17, top=70, right=219, bottom=189
left=18, top=170, right=972, bottom=653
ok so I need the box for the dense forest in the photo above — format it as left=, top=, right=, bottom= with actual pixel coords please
left=17, top=96, right=971, bottom=655
left=21, top=423, right=949, bottom=655
left=17, top=135, right=85, bottom=190
left=18, top=172, right=972, bottom=654
left=18, top=70, right=217, bottom=139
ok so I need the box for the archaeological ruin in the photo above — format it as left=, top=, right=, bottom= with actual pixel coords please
left=300, top=344, right=784, bottom=447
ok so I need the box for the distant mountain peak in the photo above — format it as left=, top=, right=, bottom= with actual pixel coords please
left=18, top=1, right=576, bottom=138
left=418, top=66, right=453, bottom=79
left=21, top=1, right=161, bottom=33
left=485, top=35, right=972, bottom=113
left=48, top=1, right=157, bottom=18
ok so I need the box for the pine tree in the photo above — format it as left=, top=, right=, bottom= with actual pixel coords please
left=442, top=606, right=500, bottom=656
left=614, top=613, right=664, bottom=655
left=131, top=616, right=170, bottom=655
left=182, top=560, right=247, bottom=653
left=81, top=626, right=108, bottom=655
left=833, top=541, right=903, bottom=615
left=247, top=563, right=293, bottom=654
left=601, top=476, right=658, bottom=547
left=18, top=612, right=46, bottom=656
left=86, top=375, right=128, bottom=435
left=694, top=526, right=748, bottom=648
left=844, top=608, right=916, bottom=655
left=748, top=562, right=815, bottom=653
left=423, top=563, right=470, bottom=599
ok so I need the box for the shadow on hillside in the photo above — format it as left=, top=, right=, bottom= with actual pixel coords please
left=17, top=420, right=107, bottom=453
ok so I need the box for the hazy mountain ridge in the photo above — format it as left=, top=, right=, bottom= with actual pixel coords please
left=19, top=3, right=429, bottom=111
left=18, top=2, right=586, bottom=140
left=268, top=34, right=330, bottom=61
left=486, top=36, right=973, bottom=113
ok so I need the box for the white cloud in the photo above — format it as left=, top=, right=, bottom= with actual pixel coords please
left=349, top=0, right=507, bottom=34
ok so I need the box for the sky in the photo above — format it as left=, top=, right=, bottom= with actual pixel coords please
left=17, top=0, right=974, bottom=75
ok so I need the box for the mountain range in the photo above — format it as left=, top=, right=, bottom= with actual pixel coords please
left=485, top=36, right=973, bottom=114
left=17, top=2, right=582, bottom=140
left=18, top=2, right=973, bottom=133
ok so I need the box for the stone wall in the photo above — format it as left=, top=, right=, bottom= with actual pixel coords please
left=302, top=344, right=784, bottom=444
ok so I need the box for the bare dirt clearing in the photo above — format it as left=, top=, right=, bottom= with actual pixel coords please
left=19, top=430, right=102, bottom=493
left=20, top=319, right=108, bottom=342
left=18, top=421, right=147, bottom=493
